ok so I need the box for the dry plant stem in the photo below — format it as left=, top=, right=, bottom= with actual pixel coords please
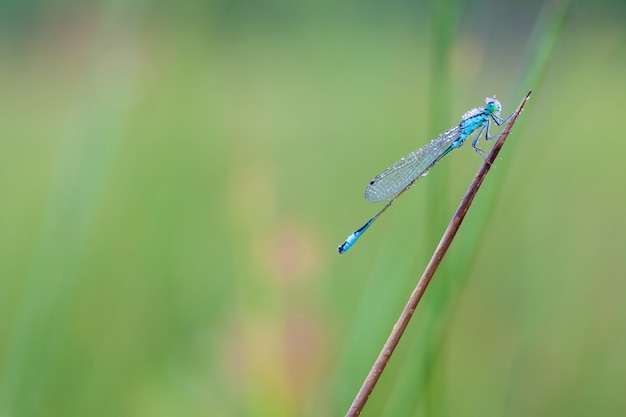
left=345, top=91, right=532, bottom=417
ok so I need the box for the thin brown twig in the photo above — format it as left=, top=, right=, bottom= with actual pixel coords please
left=345, top=91, right=532, bottom=417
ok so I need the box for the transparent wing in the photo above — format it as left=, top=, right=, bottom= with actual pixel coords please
left=364, top=125, right=461, bottom=202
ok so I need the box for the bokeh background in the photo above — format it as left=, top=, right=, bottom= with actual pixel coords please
left=1, top=0, right=626, bottom=416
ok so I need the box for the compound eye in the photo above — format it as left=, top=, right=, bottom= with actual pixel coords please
left=485, top=98, right=502, bottom=114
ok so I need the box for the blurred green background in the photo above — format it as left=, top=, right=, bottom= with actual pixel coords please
left=1, top=0, right=626, bottom=416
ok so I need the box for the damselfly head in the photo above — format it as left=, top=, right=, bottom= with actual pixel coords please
left=485, top=96, right=502, bottom=116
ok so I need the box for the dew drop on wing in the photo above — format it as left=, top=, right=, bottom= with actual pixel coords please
left=421, top=169, right=429, bottom=177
